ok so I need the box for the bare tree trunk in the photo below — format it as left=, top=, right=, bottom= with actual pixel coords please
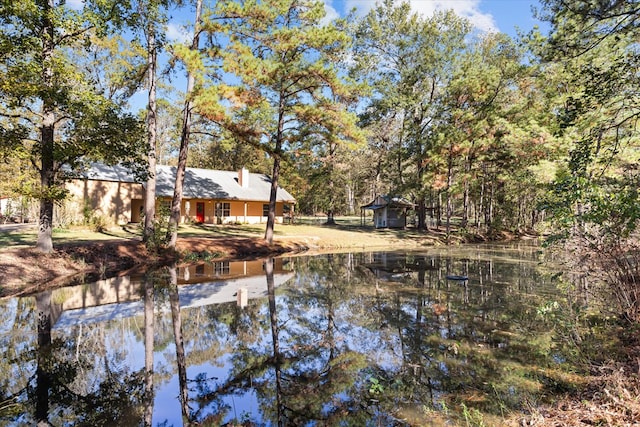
left=265, top=155, right=280, bottom=244
left=487, top=179, right=494, bottom=231
left=477, top=172, right=484, bottom=233
left=518, top=194, right=525, bottom=232
left=445, top=142, right=454, bottom=242
left=36, top=0, right=56, bottom=253
left=436, top=191, right=442, bottom=229
left=417, top=197, right=426, bottom=230
left=167, top=0, right=202, bottom=249
left=143, top=20, right=158, bottom=246
left=265, top=90, right=285, bottom=244
left=416, top=160, right=426, bottom=230
left=326, top=148, right=336, bottom=225
left=462, top=159, right=470, bottom=229
left=346, top=174, right=355, bottom=215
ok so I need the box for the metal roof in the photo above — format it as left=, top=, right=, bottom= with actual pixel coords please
left=156, top=166, right=296, bottom=202
left=74, top=163, right=296, bottom=203
left=74, top=162, right=138, bottom=183
left=361, top=195, right=414, bottom=210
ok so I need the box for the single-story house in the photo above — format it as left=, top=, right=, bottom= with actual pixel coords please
left=361, top=195, right=415, bottom=229
left=62, top=163, right=296, bottom=226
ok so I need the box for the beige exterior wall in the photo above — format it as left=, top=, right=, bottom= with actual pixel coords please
left=51, top=260, right=289, bottom=309
left=49, top=259, right=292, bottom=326
left=179, top=258, right=289, bottom=284
left=159, top=197, right=290, bottom=225
left=64, top=179, right=144, bottom=225
left=64, top=179, right=292, bottom=227
left=53, top=276, right=136, bottom=312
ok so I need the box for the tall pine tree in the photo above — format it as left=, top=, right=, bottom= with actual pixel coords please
left=201, top=0, right=364, bottom=243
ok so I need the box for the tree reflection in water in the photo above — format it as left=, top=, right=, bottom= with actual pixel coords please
left=35, top=291, right=51, bottom=426
left=143, top=273, right=155, bottom=427
left=168, top=263, right=191, bottom=423
left=0, top=247, right=608, bottom=425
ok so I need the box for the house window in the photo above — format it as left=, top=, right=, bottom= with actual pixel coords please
left=213, top=261, right=230, bottom=276
left=263, top=204, right=270, bottom=217
left=215, top=202, right=230, bottom=217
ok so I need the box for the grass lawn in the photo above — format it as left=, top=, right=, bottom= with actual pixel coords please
left=0, top=216, right=446, bottom=250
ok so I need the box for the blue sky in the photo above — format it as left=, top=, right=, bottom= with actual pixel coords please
left=164, top=0, right=546, bottom=43
left=325, top=0, right=545, bottom=37
left=66, top=0, right=547, bottom=110
left=66, top=0, right=545, bottom=44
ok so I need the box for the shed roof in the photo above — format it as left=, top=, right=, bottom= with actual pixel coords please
left=361, top=195, right=414, bottom=210
left=72, top=163, right=296, bottom=203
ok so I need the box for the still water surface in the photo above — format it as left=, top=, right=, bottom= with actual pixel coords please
left=1, top=244, right=580, bottom=426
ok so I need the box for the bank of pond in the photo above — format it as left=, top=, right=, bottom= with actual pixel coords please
left=0, top=244, right=620, bottom=426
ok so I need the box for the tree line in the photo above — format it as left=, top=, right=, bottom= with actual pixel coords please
left=2, top=0, right=640, bottom=321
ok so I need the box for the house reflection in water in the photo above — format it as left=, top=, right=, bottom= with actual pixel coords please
left=50, top=258, right=294, bottom=330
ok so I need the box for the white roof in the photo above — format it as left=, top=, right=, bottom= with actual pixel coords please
left=75, top=163, right=296, bottom=203
left=52, top=272, right=295, bottom=329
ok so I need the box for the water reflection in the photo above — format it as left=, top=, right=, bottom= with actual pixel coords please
left=1, top=247, right=584, bottom=426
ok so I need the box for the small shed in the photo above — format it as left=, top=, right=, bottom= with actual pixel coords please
left=361, top=195, right=415, bottom=229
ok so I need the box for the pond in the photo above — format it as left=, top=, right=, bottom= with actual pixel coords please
left=0, top=244, right=591, bottom=426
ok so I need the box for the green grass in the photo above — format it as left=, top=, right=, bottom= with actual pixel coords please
left=0, top=224, right=139, bottom=248
left=0, top=216, right=445, bottom=250
left=0, top=228, right=37, bottom=248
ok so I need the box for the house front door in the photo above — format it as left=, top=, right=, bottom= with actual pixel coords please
left=196, top=202, right=205, bottom=223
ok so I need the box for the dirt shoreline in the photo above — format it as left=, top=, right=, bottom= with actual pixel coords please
left=0, top=236, right=311, bottom=299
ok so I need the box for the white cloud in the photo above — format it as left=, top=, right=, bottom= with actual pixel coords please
left=344, top=0, right=498, bottom=33
left=409, top=0, right=496, bottom=32
left=166, top=23, right=191, bottom=44
left=321, top=0, right=341, bottom=26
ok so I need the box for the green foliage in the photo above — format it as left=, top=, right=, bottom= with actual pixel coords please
left=90, top=215, right=109, bottom=233
left=139, top=203, right=171, bottom=252
left=207, top=0, right=365, bottom=150
left=538, top=0, right=640, bottom=234
left=80, top=198, right=107, bottom=232
left=201, top=0, right=365, bottom=241
left=461, top=403, right=486, bottom=427
left=536, top=300, right=561, bottom=318
left=535, top=0, right=640, bottom=322
left=351, top=0, right=555, bottom=232
left=367, top=377, right=384, bottom=395
left=0, top=0, right=148, bottom=251
left=180, top=250, right=223, bottom=263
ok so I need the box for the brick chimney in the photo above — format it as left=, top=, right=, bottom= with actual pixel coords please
left=238, top=168, right=249, bottom=188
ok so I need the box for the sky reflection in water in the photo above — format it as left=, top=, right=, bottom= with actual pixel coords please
left=0, top=244, right=579, bottom=426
